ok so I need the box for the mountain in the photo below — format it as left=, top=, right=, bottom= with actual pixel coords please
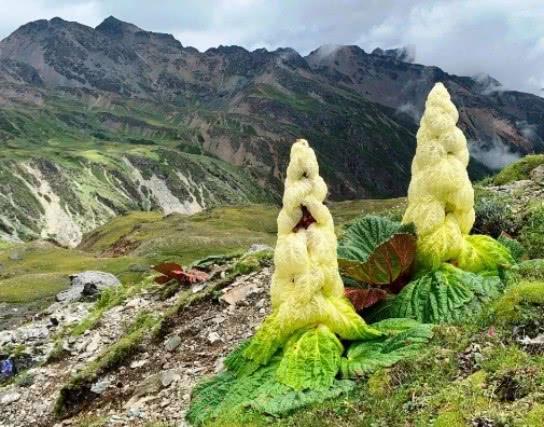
left=0, top=16, right=543, bottom=245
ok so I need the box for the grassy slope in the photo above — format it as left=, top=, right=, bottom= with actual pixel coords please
left=219, top=305, right=544, bottom=427
left=0, top=198, right=404, bottom=305
left=0, top=91, right=277, bottom=242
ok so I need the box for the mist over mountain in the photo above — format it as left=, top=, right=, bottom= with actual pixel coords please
left=0, top=16, right=543, bottom=245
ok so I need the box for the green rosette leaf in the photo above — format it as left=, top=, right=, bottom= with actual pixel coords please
left=276, top=325, right=343, bottom=391
left=340, top=320, right=433, bottom=378
left=368, top=264, right=503, bottom=323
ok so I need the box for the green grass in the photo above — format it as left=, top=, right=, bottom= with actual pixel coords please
left=0, top=198, right=414, bottom=307
left=0, top=242, right=146, bottom=303
left=493, top=154, right=544, bottom=185
left=0, top=273, right=70, bottom=303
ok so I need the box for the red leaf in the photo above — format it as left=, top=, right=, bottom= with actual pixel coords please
left=184, top=269, right=210, bottom=284
left=152, top=262, right=209, bottom=286
left=345, top=287, right=388, bottom=311
left=293, top=205, right=316, bottom=232
left=339, top=233, right=416, bottom=286
left=153, top=262, right=184, bottom=276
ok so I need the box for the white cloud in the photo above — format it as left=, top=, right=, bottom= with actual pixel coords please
left=0, top=0, right=543, bottom=95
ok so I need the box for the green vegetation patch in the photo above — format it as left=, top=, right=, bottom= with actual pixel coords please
left=493, top=154, right=544, bottom=185
left=0, top=242, right=146, bottom=303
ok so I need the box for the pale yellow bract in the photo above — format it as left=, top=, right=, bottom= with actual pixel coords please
left=241, top=139, right=381, bottom=368
left=402, top=83, right=475, bottom=270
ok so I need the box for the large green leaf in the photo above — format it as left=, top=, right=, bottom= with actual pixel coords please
left=188, top=345, right=354, bottom=425
left=276, top=325, right=343, bottom=390
left=340, top=321, right=434, bottom=378
left=338, top=216, right=416, bottom=286
left=368, top=264, right=503, bottom=323
left=251, top=379, right=355, bottom=416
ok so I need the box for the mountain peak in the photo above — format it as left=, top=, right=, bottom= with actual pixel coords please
left=95, top=16, right=141, bottom=37
left=371, top=46, right=415, bottom=63
left=305, top=44, right=365, bottom=68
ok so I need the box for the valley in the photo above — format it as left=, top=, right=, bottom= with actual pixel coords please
left=0, top=17, right=543, bottom=245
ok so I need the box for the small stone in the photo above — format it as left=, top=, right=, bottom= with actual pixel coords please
left=519, top=334, right=544, bottom=345
left=85, top=335, right=101, bottom=353
left=91, top=378, right=111, bottom=395
left=130, top=360, right=148, bottom=369
left=221, top=282, right=260, bottom=306
left=214, top=357, right=225, bottom=373
left=530, top=164, right=544, bottom=185
left=0, top=391, right=21, bottom=404
left=212, top=315, right=225, bottom=324
left=160, top=369, right=181, bottom=387
left=128, top=407, right=144, bottom=418
left=208, top=332, right=220, bottom=344
left=134, top=374, right=162, bottom=397
left=165, top=335, right=182, bottom=352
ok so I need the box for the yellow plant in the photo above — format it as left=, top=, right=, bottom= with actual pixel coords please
left=402, top=83, right=511, bottom=272
left=243, top=139, right=382, bottom=367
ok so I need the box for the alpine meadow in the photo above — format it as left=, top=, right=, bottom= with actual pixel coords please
left=1, top=3, right=544, bottom=427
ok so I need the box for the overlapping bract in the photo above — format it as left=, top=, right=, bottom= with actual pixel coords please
left=402, top=83, right=512, bottom=273
left=242, top=139, right=382, bottom=370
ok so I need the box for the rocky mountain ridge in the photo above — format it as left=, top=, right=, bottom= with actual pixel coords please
left=0, top=16, right=543, bottom=244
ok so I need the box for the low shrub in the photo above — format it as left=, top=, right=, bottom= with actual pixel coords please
left=473, top=192, right=516, bottom=237
left=519, top=205, right=544, bottom=258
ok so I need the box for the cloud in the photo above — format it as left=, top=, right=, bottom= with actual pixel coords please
left=0, top=0, right=102, bottom=33
left=469, top=138, right=521, bottom=170
left=516, top=120, right=538, bottom=140
left=396, top=102, right=422, bottom=123
left=0, top=0, right=543, bottom=95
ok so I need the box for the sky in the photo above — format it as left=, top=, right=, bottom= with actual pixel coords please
left=0, top=0, right=543, bottom=95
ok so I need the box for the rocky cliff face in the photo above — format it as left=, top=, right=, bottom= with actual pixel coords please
left=0, top=16, right=543, bottom=244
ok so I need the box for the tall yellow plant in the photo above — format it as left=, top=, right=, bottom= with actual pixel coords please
left=241, top=139, right=381, bottom=369
left=403, top=83, right=512, bottom=272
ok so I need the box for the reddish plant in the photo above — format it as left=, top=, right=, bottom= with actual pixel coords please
left=344, top=287, right=388, bottom=311
left=293, top=205, right=316, bottom=232
left=153, top=262, right=209, bottom=285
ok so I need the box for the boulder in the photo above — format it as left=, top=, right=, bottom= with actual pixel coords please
left=56, top=271, right=121, bottom=303
left=530, top=164, right=544, bottom=185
